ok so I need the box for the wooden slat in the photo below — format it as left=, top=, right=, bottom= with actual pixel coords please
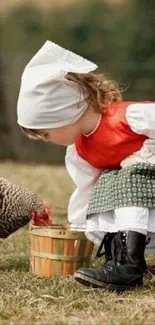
left=34, top=236, right=40, bottom=276
left=68, top=239, right=75, bottom=275
left=45, top=237, right=51, bottom=277
left=50, top=238, right=54, bottom=277
left=52, top=238, right=56, bottom=276
left=55, top=239, right=63, bottom=276
left=62, top=239, right=68, bottom=276
left=39, top=235, right=45, bottom=276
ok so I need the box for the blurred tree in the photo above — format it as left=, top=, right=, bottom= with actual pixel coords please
left=0, top=52, right=7, bottom=133
left=0, top=20, right=16, bottom=159
left=123, top=0, right=155, bottom=100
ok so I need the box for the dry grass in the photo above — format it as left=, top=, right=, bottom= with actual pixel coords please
left=0, top=161, right=155, bottom=325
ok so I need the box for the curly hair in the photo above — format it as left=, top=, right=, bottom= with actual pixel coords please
left=66, top=72, right=122, bottom=113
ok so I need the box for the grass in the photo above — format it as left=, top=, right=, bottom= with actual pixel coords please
left=0, top=161, right=155, bottom=325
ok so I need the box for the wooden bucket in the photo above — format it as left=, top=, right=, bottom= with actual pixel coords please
left=29, top=224, right=94, bottom=278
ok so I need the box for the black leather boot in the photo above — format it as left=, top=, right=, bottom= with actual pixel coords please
left=74, top=231, right=148, bottom=292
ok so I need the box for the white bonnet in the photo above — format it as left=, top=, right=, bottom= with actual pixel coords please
left=17, top=40, right=98, bottom=129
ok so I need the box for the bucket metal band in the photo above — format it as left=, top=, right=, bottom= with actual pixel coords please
left=29, top=229, right=87, bottom=240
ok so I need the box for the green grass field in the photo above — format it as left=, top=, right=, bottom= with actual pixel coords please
left=0, top=161, right=155, bottom=325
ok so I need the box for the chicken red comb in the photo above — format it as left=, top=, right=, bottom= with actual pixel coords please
left=31, top=205, right=53, bottom=226
left=44, top=206, right=53, bottom=218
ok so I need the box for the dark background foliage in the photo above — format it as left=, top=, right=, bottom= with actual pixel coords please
left=0, top=0, right=154, bottom=163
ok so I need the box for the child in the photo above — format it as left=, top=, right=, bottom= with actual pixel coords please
left=17, top=41, right=155, bottom=292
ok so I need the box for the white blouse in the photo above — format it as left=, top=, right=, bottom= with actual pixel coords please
left=65, top=145, right=102, bottom=230
left=121, top=103, right=155, bottom=167
left=65, top=102, right=155, bottom=229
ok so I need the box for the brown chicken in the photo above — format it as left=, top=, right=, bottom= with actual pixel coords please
left=0, top=178, right=52, bottom=238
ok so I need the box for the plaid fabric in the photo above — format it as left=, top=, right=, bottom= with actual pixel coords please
left=87, top=163, right=155, bottom=216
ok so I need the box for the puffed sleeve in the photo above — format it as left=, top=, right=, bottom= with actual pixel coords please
left=65, top=144, right=102, bottom=230
left=126, top=102, right=155, bottom=138
left=121, top=103, right=155, bottom=168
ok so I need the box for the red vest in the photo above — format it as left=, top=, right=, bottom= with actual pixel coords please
left=75, top=101, right=147, bottom=169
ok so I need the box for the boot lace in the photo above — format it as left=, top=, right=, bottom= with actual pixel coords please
left=111, top=232, right=127, bottom=263
left=96, top=233, right=116, bottom=259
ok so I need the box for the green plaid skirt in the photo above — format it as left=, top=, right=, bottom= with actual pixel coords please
left=87, top=163, right=155, bottom=216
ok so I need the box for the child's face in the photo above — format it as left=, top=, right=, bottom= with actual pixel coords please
left=40, top=121, right=82, bottom=146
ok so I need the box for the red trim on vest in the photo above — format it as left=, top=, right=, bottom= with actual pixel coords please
left=75, top=101, right=147, bottom=169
